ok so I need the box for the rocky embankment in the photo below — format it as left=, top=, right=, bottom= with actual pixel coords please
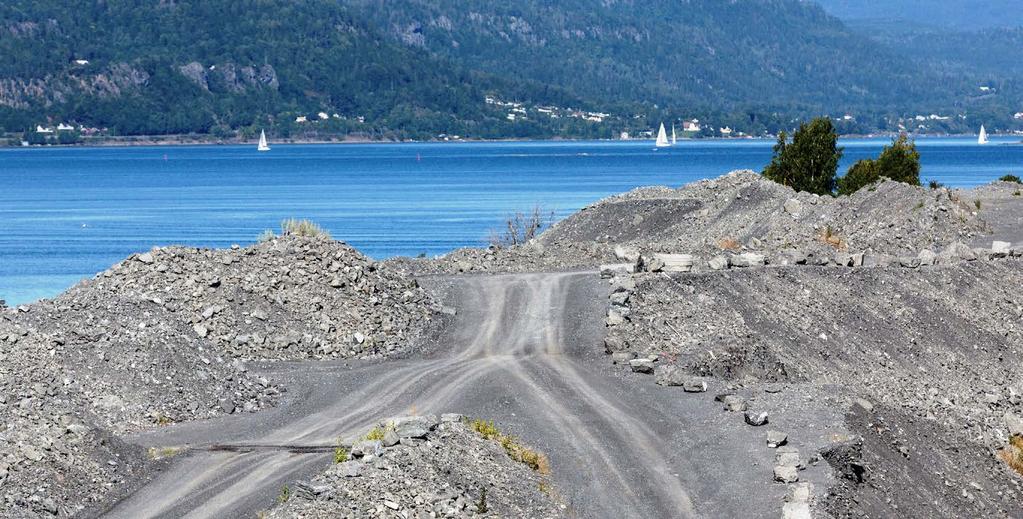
left=264, top=415, right=563, bottom=518
left=0, top=236, right=440, bottom=517
left=400, top=170, right=993, bottom=274
left=603, top=247, right=1023, bottom=517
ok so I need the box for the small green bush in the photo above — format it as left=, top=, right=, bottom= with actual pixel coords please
left=1000, top=174, right=1022, bottom=184
left=278, top=484, right=291, bottom=503
left=476, top=487, right=489, bottom=513
left=280, top=218, right=331, bottom=238
left=975, top=199, right=982, bottom=210
left=837, top=134, right=920, bottom=196
left=333, top=442, right=349, bottom=464
left=928, top=179, right=944, bottom=189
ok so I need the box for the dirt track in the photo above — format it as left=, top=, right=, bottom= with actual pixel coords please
left=102, top=272, right=837, bottom=518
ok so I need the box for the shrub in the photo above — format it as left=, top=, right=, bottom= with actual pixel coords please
left=333, top=439, right=349, bottom=464
left=280, top=218, right=331, bottom=238
left=488, top=205, right=554, bottom=247
left=836, top=159, right=881, bottom=196
left=278, top=484, right=291, bottom=503
left=874, top=134, right=921, bottom=186
left=837, top=134, right=920, bottom=196
left=257, top=229, right=276, bottom=242
left=1000, top=174, right=1022, bottom=184
left=762, top=117, right=842, bottom=195
left=928, top=179, right=944, bottom=189
left=470, top=418, right=550, bottom=474
left=975, top=199, right=982, bottom=210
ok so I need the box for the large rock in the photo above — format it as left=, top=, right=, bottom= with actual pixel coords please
left=708, top=255, right=730, bottom=271
left=731, top=253, right=766, bottom=268
left=629, top=358, right=656, bottom=374
left=652, top=254, right=696, bottom=272
left=744, top=410, right=769, bottom=426
left=390, top=415, right=438, bottom=439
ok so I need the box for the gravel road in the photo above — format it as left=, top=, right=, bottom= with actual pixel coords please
left=102, top=272, right=824, bottom=518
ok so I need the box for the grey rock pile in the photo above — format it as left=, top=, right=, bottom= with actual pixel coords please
left=0, top=236, right=440, bottom=517
left=264, top=415, right=564, bottom=518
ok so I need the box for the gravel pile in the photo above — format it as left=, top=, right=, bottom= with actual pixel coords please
left=0, top=318, right=151, bottom=518
left=82, top=236, right=439, bottom=360
left=264, top=415, right=564, bottom=518
left=402, top=170, right=991, bottom=274
left=540, top=169, right=988, bottom=257
left=0, top=236, right=440, bottom=517
left=603, top=256, right=1023, bottom=516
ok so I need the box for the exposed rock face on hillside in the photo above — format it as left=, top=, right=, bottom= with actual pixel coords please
left=0, top=236, right=440, bottom=518
left=264, top=415, right=563, bottom=519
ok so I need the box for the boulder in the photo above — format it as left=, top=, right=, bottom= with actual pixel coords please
left=600, top=264, right=634, bottom=278
left=612, top=351, right=637, bottom=365
left=653, top=254, right=695, bottom=272
left=744, top=410, right=769, bottom=426
left=774, top=465, right=799, bottom=483
left=766, top=430, right=788, bottom=448
left=382, top=429, right=400, bottom=447
left=629, top=358, right=656, bottom=374
left=613, top=245, right=640, bottom=262
left=682, top=378, right=708, bottom=393
left=731, top=253, right=766, bottom=268
left=351, top=440, right=384, bottom=458
left=708, top=255, right=730, bottom=271
left=390, top=415, right=437, bottom=439
left=654, top=365, right=685, bottom=386
left=783, top=199, right=803, bottom=216
left=440, top=413, right=464, bottom=423
left=992, top=241, right=1012, bottom=254
left=720, top=394, right=747, bottom=412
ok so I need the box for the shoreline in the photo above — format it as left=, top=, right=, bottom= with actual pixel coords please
left=4, top=131, right=1022, bottom=149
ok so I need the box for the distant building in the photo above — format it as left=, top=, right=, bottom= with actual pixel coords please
left=719, top=127, right=733, bottom=136
left=295, top=116, right=307, bottom=123
left=506, top=113, right=517, bottom=121
left=56, top=123, right=74, bottom=131
left=980, top=86, right=991, bottom=92
left=682, top=119, right=701, bottom=133
left=36, top=125, right=53, bottom=134
left=1015, top=112, right=1023, bottom=120
left=317, top=112, right=329, bottom=120
left=73, top=59, right=89, bottom=66
left=619, top=131, right=630, bottom=140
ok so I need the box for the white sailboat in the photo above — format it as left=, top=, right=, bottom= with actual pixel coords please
left=257, top=129, right=271, bottom=152
left=655, top=123, right=671, bottom=148
left=978, top=125, right=989, bottom=145
left=671, top=124, right=677, bottom=145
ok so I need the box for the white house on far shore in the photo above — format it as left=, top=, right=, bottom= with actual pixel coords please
left=36, top=125, right=53, bottom=134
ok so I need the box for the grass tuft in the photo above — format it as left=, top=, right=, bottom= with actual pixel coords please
left=257, top=229, right=276, bottom=242
left=280, top=218, right=331, bottom=239
left=277, top=484, right=291, bottom=503
left=147, top=446, right=183, bottom=460
left=470, top=418, right=550, bottom=475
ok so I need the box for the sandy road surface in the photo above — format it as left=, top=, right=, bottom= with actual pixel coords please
left=103, top=272, right=820, bottom=518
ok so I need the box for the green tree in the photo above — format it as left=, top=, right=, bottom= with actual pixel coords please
left=837, top=159, right=881, bottom=195
left=837, top=134, right=920, bottom=195
left=762, top=117, right=843, bottom=195
left=874, top=134, right=921, bottom=186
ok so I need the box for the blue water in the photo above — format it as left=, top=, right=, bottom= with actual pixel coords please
left=1, top=137, right=1020, bottom=305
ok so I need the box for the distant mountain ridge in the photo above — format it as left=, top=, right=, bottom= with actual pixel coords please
left=0, top=0, right=1020, bottom=140
left=813, top=0, right=1023, bottom=30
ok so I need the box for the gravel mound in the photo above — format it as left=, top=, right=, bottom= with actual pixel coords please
left=0, top=236, right=440, bottom=517
left=82, top=236, right=439, bottom=360
left=540, top=169, right=987, bottom=257
left=264, top=415, right=563, bottom=518
left=402, top=170, right=991, bottom=274
left=603, top=259, right=1023, bottom=516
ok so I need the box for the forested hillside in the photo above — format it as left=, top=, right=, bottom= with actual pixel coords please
left=0, top=0, right=1020, bottom=141
left=0, top=0, right=596, bottom=139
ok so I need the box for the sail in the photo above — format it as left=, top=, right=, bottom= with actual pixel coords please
left=672, top=124, right=677, bottom=145
left=655, top=123, right=670, bottom=147
left=258, top=130, right=270, bottom=151
left=978, top=125, right=989, bottom=145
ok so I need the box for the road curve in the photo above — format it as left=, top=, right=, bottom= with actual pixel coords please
left=103, top=272, right=782, bottom=518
